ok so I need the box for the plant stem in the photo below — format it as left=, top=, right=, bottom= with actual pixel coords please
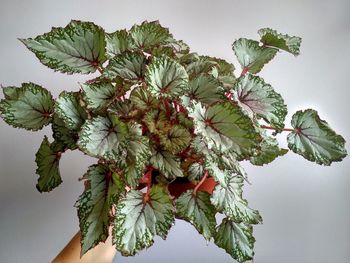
left=260, top=125, right=295, bottom=132
left=193, top=170, right=209, bottom=196
left=240, top=67, right=249, bottom=77
left=143, top=167, right=153, bottom=203
left=163, top=98, right=171, bottom=118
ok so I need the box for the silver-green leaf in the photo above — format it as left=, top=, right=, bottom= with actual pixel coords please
left=188, top=74, right=224, bottom=105
left=20, top=20, right=106, bottom=74
left=232, top=74, right=287, bottom=129
left=55, top=91, right=88, bottom=131
left=150, top=150, right=184, bottom=180
left=287, top=109, right=347, bottom=165
left=0, top=83, right=54, bottom=131
left=214, top=218, right=255, bottom=262
left=105, top=29, right=134, bottom=59
left=258, top=28, right=301, bottom=56
left=176, top=190, right=216, bottom=240
left=232, top=38, right=277, bottom=74
left=113, top=185, right=174, bottom=256
left=75, top=163, right=124, bottom=255
left=80, top=82, right=117, bottom=112
left=145, top=56, right=189, bottom=99
left=77, top=114, right=128, bottom=160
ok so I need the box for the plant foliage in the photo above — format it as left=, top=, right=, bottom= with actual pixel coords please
left=0, top=20, right=347, bottom=262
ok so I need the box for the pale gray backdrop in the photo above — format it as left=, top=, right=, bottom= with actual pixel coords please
left=0, top=0, right=349, bottom=262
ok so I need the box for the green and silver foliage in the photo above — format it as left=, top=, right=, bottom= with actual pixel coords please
left=0, top=20, right=347, bottom=262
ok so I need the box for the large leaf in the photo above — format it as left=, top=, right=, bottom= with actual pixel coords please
left=150, top=150, right=184, bottom=180
left=103, top=52, right=146, bottom=82
left=232, top=74, right=287, bottom=129
left=77, top=114, right=128, bottom=160
left=209, top=169, right=262, bottom=224
left=258, top=28, right=301, bottom=56
left=80, top=82, right=118, bottom=112
left=75, top=164, right=124, bottom=255
left=232, top=38, right=277, bottom=74
left=214, top=218, right=255, bottom=262
left=113, top=185, right=174, bottom=256
left=20, top=20, right=106, bottom=74
left=129, top=20, right=172, bottom=49
left=287, top=109, right=347, bottom=165
left=129, top=86, right=158, bottom=111
left=189, top=102, right=261, bottom=158
left=35, top=136, right=63, bottom=193
left=55, top=91, right=88, bottom=131
left=176, top=190, right=216, bottom=240
left=105, top=29, right=134, bottom=59
left=188, top=74, right=224, bottom=105
left=145, top=56, right=189, bottom=99
left=0, top=83, right=54, bottom=131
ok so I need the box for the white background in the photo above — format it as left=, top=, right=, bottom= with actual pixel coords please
left=0, top=0, right=349, bottom=262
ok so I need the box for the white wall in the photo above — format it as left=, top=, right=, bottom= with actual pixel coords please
left=0, top=0, right=349, bottom=262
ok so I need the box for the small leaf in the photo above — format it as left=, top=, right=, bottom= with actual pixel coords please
left=250, top=135, right=288, bottom=166
left=176, top=190, right=216, bottom=240
left=186, top=56, right=218, bottom=78
left=258, top=28, right=302, bottom=56
left=232, top=74, right=287, bottom=129
left=287, top=109, right=347, bottom=165
left=35, top=136, right=63, bottom=193
left=130, top=20, right=173, bottom=49
left=103, top=52, right=146, bottom=82
left=159, top=124, right=192, bottom=154
left=118, top=123, right=151, bottom=188
left=189, top=102, right=261, bottom=158
left=80, top=82, right=117, bottom=112
left=214, top=218, right=255, bottom=262
left=113, top=185, right=174, bottom=256
left=232, top=38, right=277, bottom=74
left=105, top=29, right=134, bottom=59
left=77, top=114, right=128, bottom=160
left=209, top=169, right=262, bottom=224
left=188, top=162, right=205, bottom=181
left=145, top=56, right=189, bottom=99
left=52, top=113, right=78, bottom=150
left=75, top=163, right=124, bottom=255
left=55, top=91, right=88, bottom=131
left=129, top=86, right=158, bottom=111
left=0, top=83, right=54, bottom=131
left=20, top=20, right=106, bottom=74
left=188, top=74, right=224, bottom=105
left=150, top=150, right=184, bottom=180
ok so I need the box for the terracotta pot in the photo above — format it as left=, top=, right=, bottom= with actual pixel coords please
left=168, top=176, right=217, bottom=198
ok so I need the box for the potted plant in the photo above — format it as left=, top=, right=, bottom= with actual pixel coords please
left=0, top=20, right=347, bottom=262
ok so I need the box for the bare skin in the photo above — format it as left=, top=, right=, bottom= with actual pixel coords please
left=52, top=230, right=116, bottom=263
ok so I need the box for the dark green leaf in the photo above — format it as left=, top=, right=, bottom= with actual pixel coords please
left=159, top=124, right=191, bottom=154
left=214, top=218, right=255, bottom=262
left=150, top=150, right=184, bottom=180
left=287, top=109, right=347, bottom=165
left=176, top=190, right=216, bottom=240
left=55, top=91, right=88, bottom=131
left=35, top=136, right=63, bottom=193
left=145, top=56, right=189, bottom=99
left=232, top=74, right=287, bottom=129
left=129, top=86, right=158, bottom=111
left=75, top=163, right=124, bottom=255
left=77, top=113, right=128, bottom=160
left=232, top=38, right=277, bottom=74
left=258, top=28, right=301, bottom=56
left=113, top=185, right=174, bottom=256
left=52, top=113, right=78, bottom=150
left=20, top=20, right=106, bottom=74
left=0, top=83, right=54, bottom=131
